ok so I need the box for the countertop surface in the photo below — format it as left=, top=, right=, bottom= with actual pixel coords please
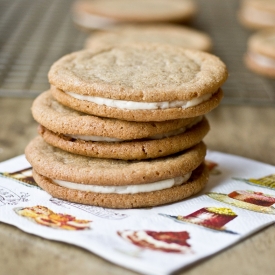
left=0, top=98, right=275, bottom=275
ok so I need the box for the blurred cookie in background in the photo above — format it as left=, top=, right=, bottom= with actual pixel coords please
left=244, top=28, right=275, bottom=78
left=85, top=24, right=212, bottom=52
left=238, top=0, right=275, bottom=29
left=72, top=0, right=197, bottom=31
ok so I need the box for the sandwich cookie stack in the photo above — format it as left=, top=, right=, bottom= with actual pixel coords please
left=25, top=44, right=228, bottom=209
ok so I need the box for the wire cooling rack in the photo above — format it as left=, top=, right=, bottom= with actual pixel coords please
left=0, top=0, right=275, bottom=105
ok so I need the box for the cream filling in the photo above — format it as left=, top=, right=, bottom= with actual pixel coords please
left=52, top=173, right=191, bottom=194
left=64, top=116, right=203, bottom=142
left=73, top=11, right=119, bottom=29
left=248, top=51, right=275, bottom=69
left=242, top=6, right=275, bottom=25
left=65, top=91, right=213, bottom=110
left=120, top=230, right=190, bottom=252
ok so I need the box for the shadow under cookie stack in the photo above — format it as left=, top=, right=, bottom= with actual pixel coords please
left=25, top=44, right=227, bottom=209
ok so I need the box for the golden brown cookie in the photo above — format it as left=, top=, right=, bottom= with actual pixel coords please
left=48, top=44, right=227, bottom=122
left=32, top=90, right=201, bottom=140
left=32, top=164, right=208, bottom=209
left=238, top=0, right=275, bottom=29
left=25, top=137, right=208, bottom=208
left=244, top=28, right=275, bottom=78
left=33, top=91, right=209, bottom=160
left=38, top=116, right=209, bottom=160
left=72, top=0, right=197, bottom=30
left=85, top=24, right=212, bottom=52
left=25, top=136, right=207, bottom=185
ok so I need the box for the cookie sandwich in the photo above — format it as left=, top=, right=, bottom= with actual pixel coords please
left=85, top=24, right=212, bottom=52
left=25, top=136, right=208, bottom=209
left=48, top=44, right=228, bottom=122
left=32, top=91, right=210, bottom=160
left=238, top=0, right=275, bottom=29
left=245, top=28, right=275, bottom=78
left=72, top=0, right=197, bottom=30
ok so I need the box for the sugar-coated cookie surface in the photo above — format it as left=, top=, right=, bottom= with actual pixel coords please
left=85, top=24, right=212, bottom=52
left=49, top=45, right=227, bottom=101
left=32, top=90, right=200, bottom=139
left=38, top=116, right=209, bottom=160
left=25, top=136, right=206, bottom=185
left=48, top=44, right=227, bottom=121
left=32, top=164, right=208, bottom=208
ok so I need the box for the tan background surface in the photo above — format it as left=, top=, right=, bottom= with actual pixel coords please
left=0, top=98, right=275, bottom=275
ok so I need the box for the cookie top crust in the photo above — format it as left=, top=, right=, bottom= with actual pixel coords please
left=33, top=90, right=197, bottom=138
left=73, top=0, right=197, bottom=23
left=48, top=44, right=228, bottom=102
left=247, top=28, right=275, bottom=58
left=85, top=24, right=212, bottom=52
left=25, top=136, right=206, bottom=185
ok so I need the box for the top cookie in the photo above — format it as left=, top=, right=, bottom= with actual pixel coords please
left=72, top=0, right=197, bottom=30
left=85, top=24, right=212, bottom=52
left=49, top=44, right=227, bottom=121
left=49, top=44, right=227, bottom=101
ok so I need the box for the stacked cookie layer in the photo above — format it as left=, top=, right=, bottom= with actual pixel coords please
left=26, top=44, right=228, bottom=208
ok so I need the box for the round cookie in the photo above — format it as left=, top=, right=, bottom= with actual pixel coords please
left=25, top=137, right=208, bottom=208
left=32, top=90, right=202, bottom=140
left=85, top=24, right=212, bottom=52
left=48, top=44, right=227, bottom=122
left=38, top=117, right=209, bottom=160
left=72, top=0, right=197, bottom=30
left=32, top=164, right=208, bottom=209
left=26, top=136, right=207, bottom=185
left=33, top=91, right=209, bottom=160
left=245, top=28, right=275, bottom=78
left=238, top=0, right=275, bottom=29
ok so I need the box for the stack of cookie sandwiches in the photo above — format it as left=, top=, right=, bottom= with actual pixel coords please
left=25, top=44, right=228, bottom=209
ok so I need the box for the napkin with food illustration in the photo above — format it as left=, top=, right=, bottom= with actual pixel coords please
left=0, top=150, right=275, bottom=275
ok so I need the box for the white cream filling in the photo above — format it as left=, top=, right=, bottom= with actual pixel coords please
left=73, top=11, right=119, bottom=29
left=52, top=173, right=191, bottom=194
left=120, top=230, right=190, bottom=252
left=248, top=51, right=275, bottom=69
left=242, top=6, right=275, bottom=25
left=64, top=116, right=203, bottom=142
left=65, top=91, right=213, bottom=110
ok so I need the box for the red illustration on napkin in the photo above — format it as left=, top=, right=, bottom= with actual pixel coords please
left=117, top=230, right=192, bottom=253
left=14, top=205, right=91, bottom=230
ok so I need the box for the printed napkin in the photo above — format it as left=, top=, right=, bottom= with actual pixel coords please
left=0, top=150, right=275, bottom=275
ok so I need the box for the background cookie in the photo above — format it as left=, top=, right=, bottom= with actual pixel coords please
left=85, top=24, right=212, bottom=52
left=72, top=0, right=197, bottom=30
left=244, top=28, right=275, bottom=78
left=48, top=44, right=227, bottom=121
left=238, top=0, right=275, bottom=29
